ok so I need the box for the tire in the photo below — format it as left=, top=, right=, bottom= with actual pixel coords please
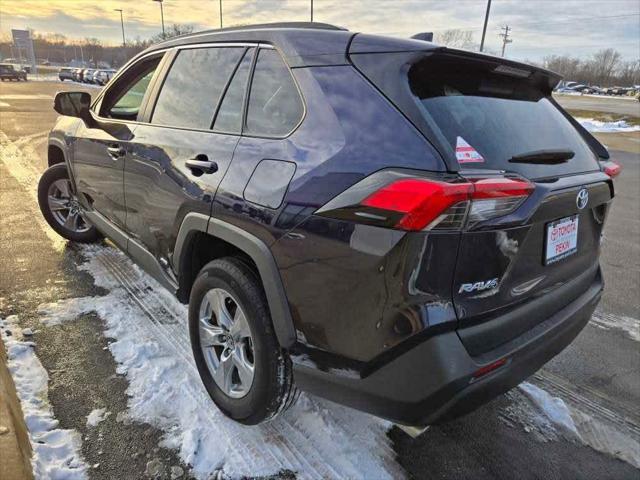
left=37, top=163, right=101, bottom=243
left=189, top=257, right=297, bottom=425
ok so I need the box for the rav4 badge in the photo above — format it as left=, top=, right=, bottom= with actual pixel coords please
left=459, top=278, right=499, bottom=294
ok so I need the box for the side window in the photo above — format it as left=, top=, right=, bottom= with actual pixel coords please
left=213, top=48, right=254, bottom=133
left=100, top=56, right=161, bottom=121
left=152, top=47, right=244, bottom=130
left=245, top=49, right=303, bottom=137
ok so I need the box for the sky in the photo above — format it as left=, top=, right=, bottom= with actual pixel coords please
left=0, top=0, right=639, bottom=61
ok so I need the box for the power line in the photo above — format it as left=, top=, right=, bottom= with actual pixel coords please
left=499, top=25, right=512, bottom=57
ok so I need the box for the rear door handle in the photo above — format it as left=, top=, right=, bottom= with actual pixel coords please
left=107, top=145, right=125, bottom=158
left=186, top=155, right=218, bottom=175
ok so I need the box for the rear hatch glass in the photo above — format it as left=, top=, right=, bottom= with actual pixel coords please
left=408, top=53, right=600, bottom=178
left=351, top=49, right=602, bottom=177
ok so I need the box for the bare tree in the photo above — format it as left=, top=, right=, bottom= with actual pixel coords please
left=150, top=24, right=195, bottom=44
left=617, top=59, right=640, bottom=86
left=588, top=48, right=622, bottom=86
left=434, top=29, right=475, bottom=50
left=83, top=37, right=103, bottom=68
left=543, top=55, right=582, bottom=80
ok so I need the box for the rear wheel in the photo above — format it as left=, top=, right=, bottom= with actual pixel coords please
left=37, top=163, right=100, bottom=243
left=189, top=257, right=297, bottom=424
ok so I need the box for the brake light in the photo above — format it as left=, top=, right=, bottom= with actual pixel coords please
left=603, top=161, right=621, bottom=178
left=358, top=176, right=533, bottom=231
left=361, top=179, right=472, bottom=231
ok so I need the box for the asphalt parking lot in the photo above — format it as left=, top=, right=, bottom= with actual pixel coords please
left=1, top=80, right=639, bottom=480
left=555, top=92, right=640, bottom=117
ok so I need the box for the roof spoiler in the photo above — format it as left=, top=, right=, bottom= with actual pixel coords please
left=411, top=32, right=434, bottom=42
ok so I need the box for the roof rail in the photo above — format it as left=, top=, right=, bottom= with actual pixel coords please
left=204, top=22, right=347, bottom=35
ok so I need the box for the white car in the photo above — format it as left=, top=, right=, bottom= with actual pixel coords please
left=94, top=69, right=116, bottom=85
left=83, top=69, right=96, bottom=83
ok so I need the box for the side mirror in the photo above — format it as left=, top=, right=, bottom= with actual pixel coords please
left=54, top=91, right=94, bottom=125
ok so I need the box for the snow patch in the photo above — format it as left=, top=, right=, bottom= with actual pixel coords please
left=519, top=382, right=580, bottom=437
left=33, top=245, right=405, bottom=479
left=38, top=297, right=109, bottom=326
left=505, top=381, right=640, bottom=469
left=86, top=408, right=110, bottom=428
left=576, top=117, right=640, bottom=133
left=0, top=315, right=88, bottom=479
left=590, top=310, right=640, bottom=342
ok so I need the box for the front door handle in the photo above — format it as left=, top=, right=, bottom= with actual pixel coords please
left=186, top=155, right=218, bottom=175
left=107, top=145, right=125, bottom=158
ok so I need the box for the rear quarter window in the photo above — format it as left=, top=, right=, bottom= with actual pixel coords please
left=245, top=49, right=304, bottom=137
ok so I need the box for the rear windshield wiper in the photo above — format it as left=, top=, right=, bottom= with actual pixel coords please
left=508, top=149, right=575, bottom=164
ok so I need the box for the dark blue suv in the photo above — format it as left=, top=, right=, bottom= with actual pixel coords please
left=38, top=22, right=618, bottom=426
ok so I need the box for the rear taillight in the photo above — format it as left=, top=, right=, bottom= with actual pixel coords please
left=602, top=160, right=621, bottom=178
left=361, top=179, right=472, bottom=231
left=317, top=173, right=534, bottom=231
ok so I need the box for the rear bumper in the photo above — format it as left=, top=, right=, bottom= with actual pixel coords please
left=293, top=268, right=602, bottom=426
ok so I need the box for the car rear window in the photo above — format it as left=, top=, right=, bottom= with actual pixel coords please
left=408, top=55, right=600, bottom=178
left=351, top=50, right=601, bottom=179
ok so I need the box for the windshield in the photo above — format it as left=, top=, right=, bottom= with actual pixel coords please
left=409, top=55, right=600, bottom=178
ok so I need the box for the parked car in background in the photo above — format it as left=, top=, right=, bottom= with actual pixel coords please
left=94, top=69, right=117, bottom=85
left=84, top=69, right=97, bottom=83
left=59, top=67, right=75, bottom=82
left=38, top=22, right=619, bottom=428
left=0, top=63, right=27, bottom=81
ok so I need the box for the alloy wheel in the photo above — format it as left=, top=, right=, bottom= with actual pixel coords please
left=198, top=288, right=255, bottom=398
left=47, top=179, right=91, bottom=233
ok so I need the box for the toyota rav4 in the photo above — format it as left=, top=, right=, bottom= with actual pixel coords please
left=38, top=22, right=620, bottom=427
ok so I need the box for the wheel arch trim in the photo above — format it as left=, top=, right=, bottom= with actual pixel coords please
left=174, top=213, right=297, bottom=348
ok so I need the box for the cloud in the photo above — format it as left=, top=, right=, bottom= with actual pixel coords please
left=0, top=0, right=638, bottom=60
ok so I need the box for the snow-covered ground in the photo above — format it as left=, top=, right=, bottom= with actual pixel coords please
left=35, top=244, right=404, bottom=479
left=0, top=315, right=88, bottom=480
left=576, top=117, right=640, bottom=133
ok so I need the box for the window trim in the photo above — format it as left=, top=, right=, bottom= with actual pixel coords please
left=146, top=45, right=249, bottom=129
left=209, top=46, right=256, bottom=134
left=91, top=41, right=306, bottom=140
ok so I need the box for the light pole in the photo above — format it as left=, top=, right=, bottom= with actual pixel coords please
left=114, top=9, right=126, bottom=46
left=153, top=0, right=166, bottom=39
left=219, top=0, right=223, bottom=28
left=311, top=0, right=314, bottom=22
left=479, top=0, right=491, bottom=52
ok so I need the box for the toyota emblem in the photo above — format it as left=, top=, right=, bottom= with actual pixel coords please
left=576, top=188, right=589, bottom=210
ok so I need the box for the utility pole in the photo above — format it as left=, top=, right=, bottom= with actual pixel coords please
left=479, top=0, right=491, bottom=52
left=219, top=0, right=223, bottom=28
left=114, top=9, right=126, bottom=46
left=311, top=0, right=314, bottom=22
left=499, top=25, right=512, bottom=57
left=153, top=0, right=166, bottom=39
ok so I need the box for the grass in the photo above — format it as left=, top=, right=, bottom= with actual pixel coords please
left=566, top=109, right=640, bottom=126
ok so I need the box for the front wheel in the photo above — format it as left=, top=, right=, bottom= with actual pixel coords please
left=37, top=163, right=101, bottom=243
left=189, top=257, right=297, bottom=425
